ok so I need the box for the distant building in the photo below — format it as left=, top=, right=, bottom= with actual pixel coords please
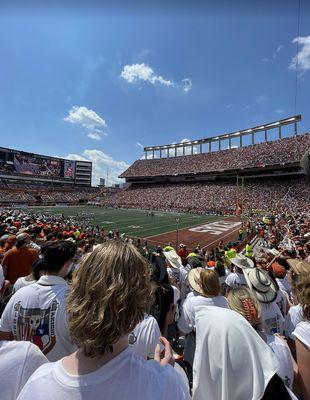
left=99, top=178, right=105, bottom=187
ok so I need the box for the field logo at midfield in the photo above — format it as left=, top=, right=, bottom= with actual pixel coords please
left=189, top=220, right=241, bottom=235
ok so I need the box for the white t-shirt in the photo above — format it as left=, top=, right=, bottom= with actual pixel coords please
left=266, top=334, right=294, bottom=389
left=276, top=276, right=291, bottom=295
left=285, top=304, right=303, bottom=339
left=13, top=276, right=36, bottom=293
left=178, top=293, right=228, bottom=334
left=292, top=321, right=310, bottom=349
left=0, top=340, right=48, bottom=400
left=0, top=275, right=76, bottom=361
left=129, top=314, right=161, bottom=359
left=17, top=347, right=191, bottom=400
left=261, top=301, right=285, bottom=335
left=179, top=266, right=191, bottom=300
left=225, top=272, right=247, bottom=289
left=275, top=289, right=288, bottom=316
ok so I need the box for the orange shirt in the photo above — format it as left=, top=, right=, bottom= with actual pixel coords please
left=2, top=247, right=38, bottom=284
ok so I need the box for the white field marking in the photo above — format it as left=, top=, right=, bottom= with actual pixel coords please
left=102, top=221, right=114, bottom=224
left=118, top=215, right=215, bottom=235
left=201, top=226, right=241, bottom=250
left=127, top=225, right=143, bottom=229
left=189, top=220, right=241, bottom=234
left=146, top=216, right=234, bottom=239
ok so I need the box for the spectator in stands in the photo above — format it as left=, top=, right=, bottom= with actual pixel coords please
left=227, top=287, right=295, bottom=390
left=178, top=268, right=228, bottom=371
left=225, top=254, right=248, bottom=292
left=0, top=340, right=48, bottom=400
left=232, top=254, right=285, bottom=335
left=0, top=241, right=77, bottom=361
left=193, top=306, right=291, bottom=400
left=178, top=244, right=189, bottom=259
left=12, top=258, right=46, bottom=293
left=4, top=235, right=16, bottom=252
left=17, top=241, right=190, bottom=400
left=2, top=233, right=38, bottom=285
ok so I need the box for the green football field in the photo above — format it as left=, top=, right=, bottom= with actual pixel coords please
left=28, top=206, right=221, bottom=237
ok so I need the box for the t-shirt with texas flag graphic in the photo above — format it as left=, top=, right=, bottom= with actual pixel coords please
left=0, top=275, right=76, bottom=361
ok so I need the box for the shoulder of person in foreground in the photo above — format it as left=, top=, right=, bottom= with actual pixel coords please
left=17, top=351, right=191, bottom=400
left=0, top=340, right=48, bottom=399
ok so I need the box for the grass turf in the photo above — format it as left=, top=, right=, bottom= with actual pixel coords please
left=27, top=206, right=221, bottom=237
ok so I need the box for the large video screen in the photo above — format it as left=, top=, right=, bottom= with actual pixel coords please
left=0, top=149, right=75, bottom=180
left=63, top=160, right=75, bottom=179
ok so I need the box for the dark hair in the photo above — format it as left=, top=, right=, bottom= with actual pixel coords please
left=215, top=261, right=226, bottom=277
left=32, top=259, right=46, bottom=281
left=43, top=240, right=77, bottom=273
left=276, top=258, right=290, bottom=271
left=45, top=233, right=54, bottom=241
left=32, top=226, right=42, bottom=235
left=181, top=258, right=188, bottom=267
left=151, top=283, right=174, bottom=332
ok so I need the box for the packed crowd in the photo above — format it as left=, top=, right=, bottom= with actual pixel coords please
left=0, top=187, right=100, bottom=205
left=103, top=177, right=310, bottom=214
left=121, top=134, right=310, bottom=178
left=0, top=208, right=309, bottom=399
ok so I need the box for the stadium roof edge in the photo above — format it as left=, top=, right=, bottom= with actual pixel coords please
left=144, top=114, right=302, bottom=151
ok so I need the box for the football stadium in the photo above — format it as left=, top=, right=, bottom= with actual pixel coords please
left=1, top=2, right=310, bottom=400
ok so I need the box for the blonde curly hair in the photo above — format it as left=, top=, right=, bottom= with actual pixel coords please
left=67, top=241, right=155, bottom=357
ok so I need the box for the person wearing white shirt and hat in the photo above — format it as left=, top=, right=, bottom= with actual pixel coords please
left=231, top=254, right=284, bottom=335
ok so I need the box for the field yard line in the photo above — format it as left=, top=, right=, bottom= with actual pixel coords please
left=201, top=226, right=241, bottom=250
left=116, top=216, right=213, bottom=234
left=118, top=216, right=204, bottom=230
left=146, top=216, right=229, bottom=239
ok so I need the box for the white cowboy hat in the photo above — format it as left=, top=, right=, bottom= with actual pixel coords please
left=163, top=250, right=182, bottom=269
left=188, top=267, right=204, bottom=294
left=243, top=268, right=277, bottom=304
left=230, top=254, right=254, bottom=270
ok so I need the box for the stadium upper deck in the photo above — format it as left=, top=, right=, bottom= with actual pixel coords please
left=121, top=133, right=310, bottom=179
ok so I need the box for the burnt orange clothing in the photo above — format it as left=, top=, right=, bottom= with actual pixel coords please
left=2, top=247, right=38, bottom=284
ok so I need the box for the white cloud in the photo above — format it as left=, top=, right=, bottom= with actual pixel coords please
left=262, top=58, right=269, bottom=63
left=181, top=138, right=190, bottom=143
left=121, top=63, right=192, bottom=93
left=256, top=95, right=267, bottom=102
left=64, top=106, right=108, bottom=140
left=87, top=131, right=102, bottom=140
left=273, top=45, right=283, bottom=59
left=182, top=78, right=192, bottom=93
left=289, top=36, right=310, bottom=74
left=136, top=142, right=144, bottom=149
left=121, top=63, right=173, bottom=87
left=275, top=108, right=285, bottom=114
left=65, top=149, right=129, bottom=186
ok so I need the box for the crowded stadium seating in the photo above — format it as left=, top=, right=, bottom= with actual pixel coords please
left=121, top=134, right=310, bottom=178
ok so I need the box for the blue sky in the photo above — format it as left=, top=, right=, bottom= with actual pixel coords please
left=0, top=1, right=309, bottom=184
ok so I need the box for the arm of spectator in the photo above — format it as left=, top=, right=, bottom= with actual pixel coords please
left=154, top=336, right=174, bottom=367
